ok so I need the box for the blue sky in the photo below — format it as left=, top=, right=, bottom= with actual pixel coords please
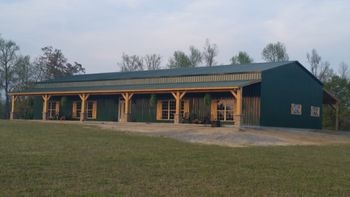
left=0, top=0, right=349, bottom=73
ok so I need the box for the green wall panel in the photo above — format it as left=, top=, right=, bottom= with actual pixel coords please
left=260, top=62, right=323, bottom=129
left=94, top=95, right=119, bottom=121
left=32, top=96, right=43, bottom=120
left=130, top=95, right=156, bottom=122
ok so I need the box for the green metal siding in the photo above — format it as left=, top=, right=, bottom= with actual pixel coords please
left=32, top=96, right=43, bottom=119
left=32, top=95, right=119, bottom=121
left=260, top=62, right=323, bottom=129
left=130, top=95, right=157, bottom=122
left=94, top=95, right=119, bottom=121
left=59, top=96, right=74, bottom=119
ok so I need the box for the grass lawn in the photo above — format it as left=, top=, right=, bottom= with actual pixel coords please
left=1, top=121, right=350, bottom=196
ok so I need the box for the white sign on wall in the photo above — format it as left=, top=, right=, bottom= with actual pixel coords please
left=310, top=106, right=320, bottom=117
left=291, top=103, right=302, bottom=115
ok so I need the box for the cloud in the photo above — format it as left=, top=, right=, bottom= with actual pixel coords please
left=0, top=0, right=349, bottom=73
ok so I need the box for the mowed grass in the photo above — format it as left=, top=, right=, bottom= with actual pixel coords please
left=1, top=121, right=350, bottom=196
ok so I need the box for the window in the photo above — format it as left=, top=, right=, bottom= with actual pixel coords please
left=73, top=101, right=97, bottom=119
left=48, top=101, right=59, bottom=119
left=311, top=106, right=320, bottom=117
left=75, top=102, right=82, bottom=119
left=157, top=100, right=188, bottom=120
left=216, top=99, right=234, bottom=121
left=86, top=101, right=94, bottom=119
left=291, top=103, right=302, bottom=115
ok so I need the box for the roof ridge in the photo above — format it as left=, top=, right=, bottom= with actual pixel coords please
left=75, top=61, right=295, bottom=76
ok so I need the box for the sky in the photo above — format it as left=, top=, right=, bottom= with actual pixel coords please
left=0, top=0, right=349, bottom=74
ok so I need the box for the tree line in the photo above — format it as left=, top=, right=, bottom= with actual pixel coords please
left=1, top=34, right=349, bottom=130
left=0, top=35, right=86, bottom=119
left=118, top=40, right=290, bottom=71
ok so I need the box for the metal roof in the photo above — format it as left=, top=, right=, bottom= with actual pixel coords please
left=42, top=61, right=295, bottom=83
left=16, top=80, right=260, bottom=95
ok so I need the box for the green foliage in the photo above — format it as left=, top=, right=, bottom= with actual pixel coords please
left=60, top=96, right=68, bottom=113
left=203, top=93, right=212, bottom=106
left=13, top=55, right=36, bottom=91
left=149, top=94, right=157, bottom=107
left=0, top=35, right=20, bottom=119
left=231, top=51, right=254, bottom=64
left=60, top=96, right=68, bottom=108
left=167, top=51, right=192, bottom=68
left=34, top=46, right=85, bottom=80
left=15, top=97, right=34, bottom=119
left=324, top=75, right=350, bottom=130
left=262, top=41, right=289, bottom=62
left=189, top=46, right=202, bottom=67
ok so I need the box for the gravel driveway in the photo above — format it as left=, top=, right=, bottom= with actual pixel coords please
left=91, top=122, right=350, bottom=147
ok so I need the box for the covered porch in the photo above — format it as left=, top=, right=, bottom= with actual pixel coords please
left=323, top=89, right=340, bottom=130
left=9, top=83, right=255, bottom=127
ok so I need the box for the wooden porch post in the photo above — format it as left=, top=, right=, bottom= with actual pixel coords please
left=42, top=94, right=51, bottom=120
left=10, top=95, right=17, bottom=120
left=171, top=91, right=186, bottom=124
left=79, top=94, right=90, bottom=122
left=230, top=88, right=243, bottom=127
left=121, top=93, right=134, bottom=122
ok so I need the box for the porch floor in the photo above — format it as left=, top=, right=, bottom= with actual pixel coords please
left=26, top=120, right=350, bottom=147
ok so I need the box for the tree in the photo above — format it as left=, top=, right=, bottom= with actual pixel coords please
left=0, top=93, right=3, bottom=119
left=307, top=49, right=322, bottom=77
left=65, top=62, right=85, bottom=77
left=189, top=46, right=202, bottom=67
left=317, top=61, right=334, bottom=83
left=119, top=53, right=144, bottom=72
left=0, top=36, right=20, bottom=119
left=203, top=39, right=218, bottom=67
left=13, top=55, right=35, bottom=91
left=144, top=54, right=161, bottom=70
left=167, top=51, right=192, bottom=69
left=324, top=75, right=350, bottom=130
left=231, top=51, right=254, bottom=64
left=262, top=42, right=289, bottom=62
left=306, top=49, right=334, bottom=82
left=34, top=46, right=85, bottom=81
left=338, top=62, right=349, bottom=80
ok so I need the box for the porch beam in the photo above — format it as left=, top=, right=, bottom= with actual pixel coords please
left=233, top=88, right=243, bottom=127
left=10, top=95, right=17, bottom=120
left=171, top=91, right=186, bottom=124
left=10, top=86, right=248, bottom=97
left=79, top=93, right=90, bottom=122
left=180, top=91, right=186, bottom=99
left=42, top=94, right=51, bottom=120
left=230, top=89, right=238, bottom=99
left=120, top=92, right=134, bottom=122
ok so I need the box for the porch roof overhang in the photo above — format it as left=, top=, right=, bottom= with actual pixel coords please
left=10, top=80, right=260, bottom=96
left=323, top=88, right=338, bottom=105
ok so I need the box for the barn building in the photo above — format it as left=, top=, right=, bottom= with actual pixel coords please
left=10, top=61, right=338, bottom=129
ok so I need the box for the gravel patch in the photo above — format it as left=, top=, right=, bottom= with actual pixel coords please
left=26, top=120, right=350, bottom=147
